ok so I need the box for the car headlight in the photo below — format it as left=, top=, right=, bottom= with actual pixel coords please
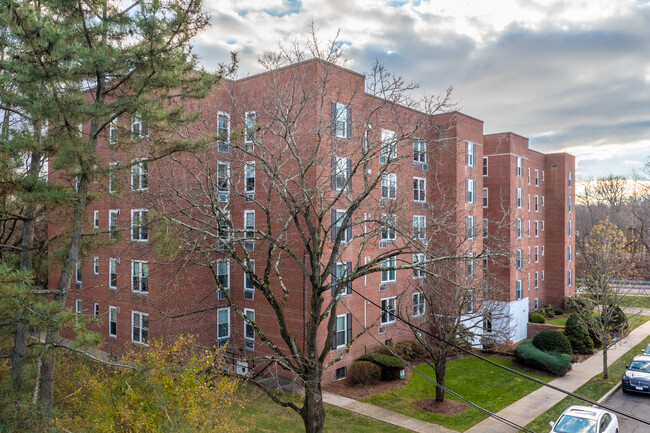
left=622, top=373, right=630, bottom=382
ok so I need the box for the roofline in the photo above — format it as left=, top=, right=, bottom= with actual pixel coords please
left=231, top=58, right=365, bottom=85
left=484, top=131, right=529, bottom=141
left=431, top=110, right=484, bottom=124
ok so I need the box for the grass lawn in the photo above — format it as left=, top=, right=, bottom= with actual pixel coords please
left=525, top=334, right=650, bottom=432
left=547, top=317, right=568, bottom=326
left=620, top=295, right=650, bottom=309
left=233, top=384, right=413, bottom=433
left=361, top=356, right=553, bottom=432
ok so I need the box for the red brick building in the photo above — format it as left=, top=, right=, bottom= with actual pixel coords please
left=49, top=59, right=575, bottom=383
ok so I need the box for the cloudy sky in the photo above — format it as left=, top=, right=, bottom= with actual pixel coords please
left=194, top=0, right=650, bottom=179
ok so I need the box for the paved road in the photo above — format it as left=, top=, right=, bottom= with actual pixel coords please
left=604, top=387, right=650, bottom=432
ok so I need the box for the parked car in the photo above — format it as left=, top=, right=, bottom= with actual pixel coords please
left=621, top=354, right=650, bottom=394
left=644, top=343, right=650, bottom=354
left=549, top=405, right=618, bottom=433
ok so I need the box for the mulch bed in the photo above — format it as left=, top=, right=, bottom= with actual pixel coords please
left=322, top=367, right=412, bottom=399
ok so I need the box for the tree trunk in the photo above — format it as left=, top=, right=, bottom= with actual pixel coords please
left=434, top=360, right=447, bottom=402
left=301, top=368, right=326, bottom=433
left=602, top=346, right=608, bottom=380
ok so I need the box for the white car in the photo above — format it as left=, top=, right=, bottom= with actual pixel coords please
left=549, top=406, right=618, bottom=433
left=644, top=343, right=650, bottom=355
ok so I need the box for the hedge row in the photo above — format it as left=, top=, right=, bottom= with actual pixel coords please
left=358, top=353, right=405, bottom=380
left=514, top=340, right=572, bottom=376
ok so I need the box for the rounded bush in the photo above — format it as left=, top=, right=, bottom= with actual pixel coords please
left=540, top=305, right=556, bottom=318
left=529, top=312, right=546, bottom=323
left=549, top=305, right=564, bottom=315
left=564, top=314, right=594, bottom=355
left=514, top=340, right=572, bottom=376
left=532, top=330, right=572, bottom=355
left=600, top=304, right=628, bottom=332
left=349, top=360, right=381, bottom=385
left=358, top=352, right=405, bottom=381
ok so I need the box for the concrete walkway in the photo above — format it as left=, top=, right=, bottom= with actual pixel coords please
left=465, top=318, right=650, bottom=433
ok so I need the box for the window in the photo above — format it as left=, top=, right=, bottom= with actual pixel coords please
left=516, top=156, right=523, bottom=177
left=534, top=246, right=539, bottom=263
left=332, top=156, right=351, bottom=191
left=109, top=118, right=118, bottom=146
left=76, top=260, right=82, bottom=285
left=413, top=292, right=425, bottom=317
left=132, top=260, right=149, bottom=293
left=245, top=111, right=256, bottom=144
left=333, top=313, right=352, bottom=349
left=466, top=253, right=474, bottom=277
left=483, top=157, right=488, bottom=176
left=381, top=297, right=396, bottom=324
left=516, top=218, right=522, bottom=239
left=413, top=215, right=426, bottom=240
left=465, top=141, right=476, bottom=167
left=131, top=209, right=148, bottom=241
left=381, top=173, right=397, bottom=199
left=413, top=140, right=426, bottom=163
left=527, top=167, right=531, bottom=184
left=542, top=245, right=545, bottom=256
left=568, top=196, right=573, bottom=213
left=244, top=309, right=255, bottom=350
left=109, top=161, right=119, bottom=194
left=131, top=114, right=148, bottom=139
left=534, top=298, right=538, bottom=309
left=244, top=210, right=255, bottom=240
left=534, top=220, right=539, bottom=237
left=132, top=311, right=149, bottom=345
left=93, top=210, right=99, bottom=229
left=568, top=245, right=572, bottom=262
left=109, top=209, right=118, bottom=240
left=381, top=129, right=397, bottom=161
left=516, top=280, right=523, bottom=300
left=466, top=179, right=476, bottom=203
left=568, top=171, right=572, bottom=188
left=465, top=215, right=475, bottom=239
left=527, top=194, right=530, bottom=211
left=568, top=221, right=573, bottom=237
left=75, top=299, right=82, bottom=318
left=465, top=293, right=475, bottom=313
left=244, top=261, right=255, bottom=300
left=483, top=313, right=493, bottom=333
left=217, top=211, right=231, bottom=249
left=109, top=306, right=117, bottom=337
left=217, top=260, right=229, bottom=300
left=534, top=195, right=539, bottom=212
left=516, top=249, right=523, bottom=270
left=542, top=196, right=545, bottom=207
left=413, top=253, right=425, bottom=278
left=413, top=177, right=426, bottom=202
left=245, top=162, right=255, bottom=195
left=567, top=269, right=573, bottom=286
left=534, top=272, right=539, bottom=288
left=217, top=112, right=230, bottom=152
left=332, top=102, right=351, bottom=138
left=542, top=170, right=545, bottom=182
left=331, top=262, right=352, bottom=296
left=131, top=159, right=148, bottom=191
left=516, top=188, right=522, bottom=208
left=94, top=303, right=99, bottom=317
left=217, top=162, right=230, bottom=202
left=109, top=258, right=117, bottom=288
left=332, top=209, right=351, bottom=243
left=217, top=308, right=229, bottom=346
left=93, top=256, right=99, bottom=275
left=534, top=169, right=539, bottom=186
left=483, top=187, right=488, bottom=208
left=335, top=367, right=347, bottom=380
left=528, top=246, right=531, bottom=263
left=381, top=214, right=396, bottom=241
left=381, top=257, right=396, bottom=282
left=542, top=270, right=545, bottom=281
left=483, top=218, right=488, bottom=239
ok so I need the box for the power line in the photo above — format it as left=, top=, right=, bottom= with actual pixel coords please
left=349, top=287, right=650, bottom=427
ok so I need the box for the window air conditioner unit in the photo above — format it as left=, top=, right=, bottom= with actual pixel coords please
left=244, top=240, right=254, bottom=251
left=421, top=240, right=428, bottom=246
left=380, top=199, right=386, bottom=207
left=379, top=241, right=387, bottom=249
left=380, top=156, right=386, bottom=164
left=379, top=283, right=387, bottom=291
left=218, top=193, right=228, bottom=202
left=75, top=282, right=82, bottom=290
left=421, top=203, right=428, bottom=210
left=245, top=192, right=254, bottom=202
left=236, top=361, right=249, bottom=376
left=422, top=164, right=428, bottom=172
left=378, top=326, right=386, bottom=334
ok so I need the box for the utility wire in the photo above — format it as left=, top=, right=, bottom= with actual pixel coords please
left=349, top=287, right=650, bottom=427
left=340, top=303, right=539, bottom=433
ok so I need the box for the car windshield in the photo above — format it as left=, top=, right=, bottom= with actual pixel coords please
left=645, top=344, right=650, bottom=354
left=629, top=361, right=650, bottom=372
left=554, top=414, right=597, bottom=433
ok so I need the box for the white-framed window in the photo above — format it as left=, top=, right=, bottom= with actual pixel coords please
left=568, top=196, right=573, bottom=213
left=333, top=103, right=351, bottom=139
left=534, top=220, right=539, bottom=237
left=109, top=258, right=118, bottom=288
left=93, top=210, right=99, bottom=229
left=466, top=179, right=476, bottom=203
left=413, top=292, right=425, bottom=317
left=75, top=299, right=82, bottom=318
left=245, top=111, right=256, bottom=144
left=333, top=313, right=351, bottom=349
left=243, top=210, right=255, bottom=241
left=93, top=256, right=99, bottom=275
left=381, top=297, right=396, bottom=324
left=568, top=245, right=572, bottom=262
left=94, top=303, right=99, bottom=316
left=109, top=161, right=119, bottom=194
left=528, top=167, right=531, bottom=185
left=568, top=269, right=573, bottom=286
left=465, top=141, right=476, bottom=167
left=109, top=118, right=118, bottom=146
left=131, top=311, right=149, bottom=345
left=217, top=307, right=230, bottom=346
left=217, top=112, right=230, bottom=152
left=244, top=308, right=255, bottom=350
left=528, top=246, right=531, bottom=263
left=534, top=169, right=539, bottom=186
left=568, top=220, right=573, bottom=237
left=534, top=298, right=539, bottom=309
left=381, top=129, right=397, bottom=161
left=413, top=253, right=425, bottom=278
left=542, top=170, right=545, bottom=181
left=109, top=306, right=118, bottom=337
left=516, top=249, right=523, bottom=270
left=542, top=196, right=545, bottom=207
left=483, top=187, right=488, bottom=208
left=483, top=218, right=488, bottom=239
left=465, top=293, right=475, bottom=313
left=131, top=209, right=148, bottom=241
left=332, top=262, right=352, bottom=296
left=245, top=162, right=255, bottom=195
left=534, top=195, right=539, bottom=212
left=568, top=171, right=572, bottom=188
left=381, top=257, right=396, bottom=282
left=332, top=156, right=351, bottom=191
left=217, top=210, right=231, bottom=250
left=516, top=156, right=523, bottom=177
left=244, top=260, right=255, bottom=300
left=542, top=270, right=545, bottom=281
left=381, top=214, right=396, bottom=241
left=217, top=260, right=229, bottom=300
left=217, top=162, right=230, bottom=202
left=465, top=215, right=475, bottom=239
left=542, top=220, right=545, bottom=231
left=413, top=140, right=426, bottom=163
left=413, top=177, right=426, bottom=202
left=109, top=209, right=119, bottom=240
left=332, top=209, right=351, bottom=243
left=466, top=253, right=474, bottom=277
left=516, top=218, right=522, bottom=239
left=132, top=260, right=149, bottom=293
left=131, top=114, right=148, bottom=139
left=534, top=246, right=539, bottom=263
left=516, top=188, right=523, bottom=208
left=381, top=173, right=397, bottom=199
left=483, top=157, right=488, bottom=176
left=75, top=260, right=82, bottom=285
left=130, top=159, right=148, bottom=191
left=516, top=280, right=523, bottom=300
left=528, top=194, right=531, bottom=211
left=542, top=245, right=545, bottom=256
left=483, top=313, right=493, bottom=333
left=534, top=272, right=539, bottom=288
left=413, top=215, right=426, bottom=240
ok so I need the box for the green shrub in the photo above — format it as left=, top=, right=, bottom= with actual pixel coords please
left=539, top=305, right=556, bottom=318
left=564, top=296, right=595, bottom=314
left=532, top=330, right=572, bottom=354
left=349, top=360, right=381, bottom=385
left=564, top=314, right=594, bottom=354
left=372, top=345, right=394, bottom=356
left=358, top=353, right=405, bottom=380
left=514, top=340, right=572, bottom=376
left=529, top=312, right=546, bottom=323
left=599, top=304, right=628, bottom=332
left=548, top=305, right=564, bottom=315
left=481, top=336, right=497, bottom=352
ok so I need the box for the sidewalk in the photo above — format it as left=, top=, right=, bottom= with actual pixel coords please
left=465, top=318, right=650, bottom=433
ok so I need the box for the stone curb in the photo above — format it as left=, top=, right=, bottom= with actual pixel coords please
left=597, top=382, right=621, bottom=404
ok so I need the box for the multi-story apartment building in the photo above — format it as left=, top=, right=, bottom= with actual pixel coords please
left=49, top=59, right=575, bottom=383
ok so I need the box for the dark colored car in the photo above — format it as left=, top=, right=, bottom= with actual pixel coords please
left=621, top=354, right=650, bottom=394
